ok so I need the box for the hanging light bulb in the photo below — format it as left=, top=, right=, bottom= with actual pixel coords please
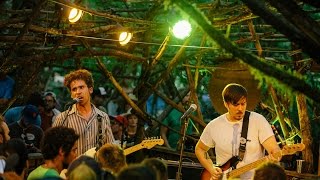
left=119, top=31, right=133, bottom=45
left=172, top=20, right=192, bottom=39
left=68, top=8, right=83, bottom=23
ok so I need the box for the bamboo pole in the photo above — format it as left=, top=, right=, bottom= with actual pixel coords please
left=269, top=86, right=289, bottom=138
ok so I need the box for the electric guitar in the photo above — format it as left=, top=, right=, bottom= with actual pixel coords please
left=200, top=143, right=305, bottom=180
left=83, top=137, right=164, bottom=157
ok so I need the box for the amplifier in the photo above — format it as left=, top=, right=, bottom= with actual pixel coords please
left=163, top=159, right=203, bottom=180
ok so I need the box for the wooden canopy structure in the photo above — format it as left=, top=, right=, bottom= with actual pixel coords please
left=0, top=0, right=319, bottom=175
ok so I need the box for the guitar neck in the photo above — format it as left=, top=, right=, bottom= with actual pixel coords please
left=123, top=144, right=143, bottom=155
left=227, top=156, right=268, bottom=178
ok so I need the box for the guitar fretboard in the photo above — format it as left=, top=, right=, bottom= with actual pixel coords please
left=227, top=150, right=284, bottom=178
left=124, top=144, right=144, bottom=155
left=227, top=156, right=268, bottom=178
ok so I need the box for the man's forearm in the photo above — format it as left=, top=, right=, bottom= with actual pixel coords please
left=195, top=147, right=214, bottom=174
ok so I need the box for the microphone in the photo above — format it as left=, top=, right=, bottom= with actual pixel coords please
left=65, top=98, right=80, bottom=107
left=180, top=104, right=197, bottom=120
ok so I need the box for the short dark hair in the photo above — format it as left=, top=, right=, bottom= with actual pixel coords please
left=64, top=69, right=94, bottom=91
left=117, top=164, right=157, bottom=180
left=142, top=158, right=168, bottom=180
left=41, top=127, right=79, bottom=160
left=253, top=162, right=287, bottom=180
left=5, top=138, right=28, bottom=175
left=222, top=83, right=247, bottom=104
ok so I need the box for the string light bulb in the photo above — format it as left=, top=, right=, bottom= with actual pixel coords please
left=68, top=8, right=83, bottom=23
left=172, top=20, right=192, bottom=39
left=119, top=31, right=133, bottom=45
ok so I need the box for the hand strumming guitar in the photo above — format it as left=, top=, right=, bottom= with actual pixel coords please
left=209, top=166, right=223, bottom=180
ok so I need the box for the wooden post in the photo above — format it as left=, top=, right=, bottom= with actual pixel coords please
left=296, top=93, right=314, bottom=173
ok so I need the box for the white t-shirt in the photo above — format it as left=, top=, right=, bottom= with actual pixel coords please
left=200, top=111, right=274, bottom=179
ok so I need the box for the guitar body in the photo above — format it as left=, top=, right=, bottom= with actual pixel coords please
left=200, top=160, right=232, bottom=180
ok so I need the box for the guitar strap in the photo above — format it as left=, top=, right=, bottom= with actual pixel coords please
left=239, top=111, right=250, bottom=161
left=95, top=114, right=103, bottom=152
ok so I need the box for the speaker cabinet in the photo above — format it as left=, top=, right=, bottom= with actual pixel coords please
left=164, top=160, right=203, bottom=180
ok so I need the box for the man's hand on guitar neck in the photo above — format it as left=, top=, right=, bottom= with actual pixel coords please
left=267, top=149, right=282, bottom=162
left=209, top=166, right=223, bottom=180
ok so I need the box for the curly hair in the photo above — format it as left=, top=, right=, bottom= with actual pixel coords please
left=40, top=127, right=79, bottom=160
left=64, top=69, right=94, bottom=91
left=97, top=143, right=127, bottom=174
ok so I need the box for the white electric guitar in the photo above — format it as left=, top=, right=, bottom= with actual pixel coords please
left=84, top=137, right=164, bottom=157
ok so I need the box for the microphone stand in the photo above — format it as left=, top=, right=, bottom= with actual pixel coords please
left=61, top=104, right=73, bottom=127
left=175, top=116, right=190, bottom=180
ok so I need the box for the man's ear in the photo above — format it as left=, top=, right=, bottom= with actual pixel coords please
left=58, top=147, right=65, bottom=157
left=223, top=101, right=228, bottom=109
left=89, top=87, right=93, bottom=94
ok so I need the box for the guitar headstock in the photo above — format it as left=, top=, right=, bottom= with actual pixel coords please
left=282, top=143, right=305, bottom=155
left=141, top=137, right=164, bottom=149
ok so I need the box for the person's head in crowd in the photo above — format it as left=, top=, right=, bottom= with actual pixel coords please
left=68, top=163, right=96, bottom=180
left=92, top=87, right=107, bottom=107
left=41, top=127, right=79, bottom=172
left=0, top=115, right=10, bottom=144
left=253, top=162, right=287, bottom=180
left=20, top=104, right=39, bottom=127
left=117, top=164, right=157, bottom=180
left=142, top=158, right=168, bottom=180
left=63, top=69, right=94, bottom=106
left=26, top=92, right=45, bottom=112
left=126, top=112, right=138, bottom=128
left=4, top=138, right=28, bottom=177
left=67, top=155, right=103, bottom=180
left=110, top=115, right=127, bottom=139
left=97, top=143, right=127, bottom=174
left=43, top=92, right=57, bottom=112
left=181, top=91, right=191, bottom=106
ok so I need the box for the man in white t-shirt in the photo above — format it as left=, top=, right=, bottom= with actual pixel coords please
left=195, top=83, right=281, bottom=180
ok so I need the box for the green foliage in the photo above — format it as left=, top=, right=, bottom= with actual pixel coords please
left=246, top=61, right=305, bottom=108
